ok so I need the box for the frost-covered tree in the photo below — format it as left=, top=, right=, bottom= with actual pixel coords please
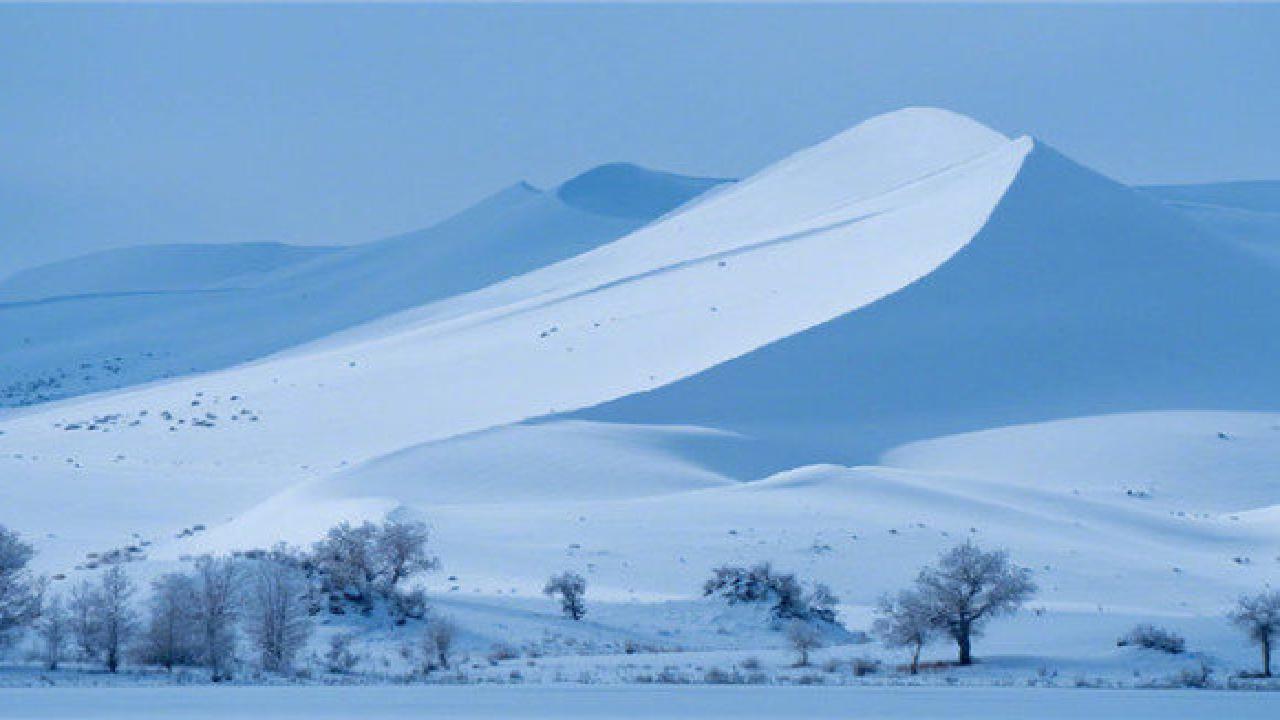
left=376, top=520, right=439, bottom=591
left=1229, top=590, right=1280, bottom=677
left=872, top=589, right=937, bottom=674
left=193, top=555, right=242, bottom=681
left=0, top=524, right=40, bottom=649
left=312, top=522, right=380, bottom=607
left=243, top=557, right=312, bottom=673
left=702, top=562, right=840, bottom=624
left=68, top=579, right=101, bottom=661
left=312, top=520, right=438, bottom=611
left=138, top=572, right=199, bottom=670
left=544, top=571, right=587, bottom=621
left=806, top=583, right=841, bottom=625
left=786, top=620, right=823, bottom=667
left=36, top=593, right=69, bottom=670
left=703, top=562, right=776, bottom=605
left=421, top=613, right=457, bottom=671
left=914, top=543, right=1036, bottom=665
left=97, top=566, right=139, bottom=673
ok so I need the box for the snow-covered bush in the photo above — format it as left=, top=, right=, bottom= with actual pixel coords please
left=702, top=562, right=841, bottom=625
left=1117, top=624, right=1186, bottom=654
left=419, top=613, right=458, bottom=672
left=487, top=642, right=519, bottom=663
left=323, top=633, right=360, bottom=674
left=389, top=587, right=428, bottom=625
left=543, top=571, right=587, bottom=621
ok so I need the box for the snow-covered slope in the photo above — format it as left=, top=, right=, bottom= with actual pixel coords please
left=166, top=411, right=1280, bottom=616
left=581, top=144, right=1280, bottom=461
left=1143, top=181, right=1280, bottom=270
left=0, top=108, right=1031, bottom=475
left=0, top=167, right=720, bottom=407
left=0, top=242, right=339, bottom=303
left=556, top=162, right=730, bottom=219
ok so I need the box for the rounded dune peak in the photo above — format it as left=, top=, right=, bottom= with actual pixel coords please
left=556, top=161, right=730, bottom=219
left=754, top=106, right=1017, bottom=195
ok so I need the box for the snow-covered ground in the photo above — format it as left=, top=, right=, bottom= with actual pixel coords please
left=3, top=686, right=1279, bottom=720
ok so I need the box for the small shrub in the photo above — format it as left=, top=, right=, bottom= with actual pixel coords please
left=1173, top=661, right=1214, bottom=688
left=1118, top=624, right=1186, bottom=654
left=703, top=667, right=738, bottom=684
left=323, top=633, right=360, bottom=674
left=487, top=643, right=519, bottom=664
left=850, top=657, right=881, bottom=677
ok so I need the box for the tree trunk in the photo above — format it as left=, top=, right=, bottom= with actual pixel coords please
left=911, top=642, right=921, bottom=674
left=1264, top=637, right=1272, bottom=678
left=957, top=628, right=972, bottom=666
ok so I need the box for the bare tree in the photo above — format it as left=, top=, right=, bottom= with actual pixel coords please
left=1229, top=590, right=1280, bottom=678
left=36, top=593, right=69, bottom=670
left=544, top=571, right=587, bottom=621
left=67, top=579, right=101, bottom=662
left=0, top=524, right=40, bottom=649
left=421, top=613, right=457, bottom=671
left=243, top=558, right=313, bottom=673
left=786, top=621, right=823, bottom=667
left=138, top=572, right=199, bottom=670
left=376, top=520, right=439, bottom=591
left=914, top=543, right=1036, bottom=665
left=97, top=566, right=138, bottom=673
left=193, top=555, right=242, bottom=681
left=873, top=589, right=937, bottom=674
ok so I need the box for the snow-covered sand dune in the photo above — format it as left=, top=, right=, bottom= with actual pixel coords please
left=0, top=166, right=722, bottom=406
left=0, top=108, right=1031, bottom=471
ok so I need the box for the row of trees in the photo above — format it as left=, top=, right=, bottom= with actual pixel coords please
left=34, top=555, right=310, bottom=678
left=2, top=519, right=442, bottom=678
left=4, top=524, right=1279, bottom=678
left=871, top=543, right=1280, bottom=676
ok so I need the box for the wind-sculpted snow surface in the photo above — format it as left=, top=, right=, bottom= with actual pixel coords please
left=0, top=108, right=1031, bottom=475
left=0, top=242, right=340, bottom=303
left=582, top=143, right=1280, bottom=460
left=0, top=168, right=716, bottom=406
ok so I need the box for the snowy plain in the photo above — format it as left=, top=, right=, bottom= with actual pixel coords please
left=4, top=686, right=1279, bottom=720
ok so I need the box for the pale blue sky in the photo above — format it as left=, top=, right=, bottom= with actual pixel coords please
left=2, top=3, right=1278, bottom=273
